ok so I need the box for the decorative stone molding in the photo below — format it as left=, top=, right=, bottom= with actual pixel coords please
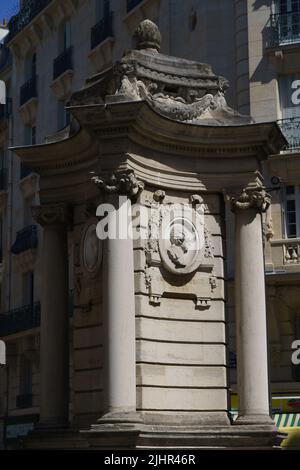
left=18, top=97, right=38, bottom=126
left=158, top=207, right=206, bottom=275
left=80, top=219, right=103, bottom=278
left=92, top=169, right=144, bottom=198
left=18, top=172, right=39, bottom=200
left=31, top=203, right=72, bottom=227
left=50, top=69, right=74, bottom=101
left=227, top=180, right=271, bottom=214
left=143, top=201, right=216, bottom=309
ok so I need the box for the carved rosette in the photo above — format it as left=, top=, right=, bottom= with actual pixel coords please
left=31, top=204, right=72, bottom=227
left=228, top=185, right=271, bottom=214
left=92, top=169, right=144, bottom=199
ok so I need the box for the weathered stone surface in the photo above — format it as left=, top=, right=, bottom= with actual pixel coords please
left=137, top=387, right=228, bottom=411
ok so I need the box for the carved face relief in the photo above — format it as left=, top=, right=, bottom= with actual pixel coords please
left=159, top=209, right=205, bottom=275
left=81, top=220, right=103, bottom=277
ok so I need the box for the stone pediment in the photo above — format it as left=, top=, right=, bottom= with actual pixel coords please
left=71, top=19, right=252, bottom=126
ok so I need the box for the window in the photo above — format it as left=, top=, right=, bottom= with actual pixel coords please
left=58, top=100, right=71, bottom=130
left=25, top=52, right=36, bottom=81
left=279, top=74, right=300, bottom=149
left=19, top=356, right=32, bottom=396
left=22, top=271, right=34, bottom=306
left=276, top=0, right=300, bottom=44
left=284, top=185, right=300, bottom=238
left=24, top=125, right=36, bottom=146
left=96, top=0, right=110, bottom=19
left=59, top=19, right=72, bottom=52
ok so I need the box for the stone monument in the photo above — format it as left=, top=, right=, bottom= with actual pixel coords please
left=13, top=20, right=286, bottom=449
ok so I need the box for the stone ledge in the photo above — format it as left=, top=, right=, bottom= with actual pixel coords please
left=82, top=422, right=285, bottom=450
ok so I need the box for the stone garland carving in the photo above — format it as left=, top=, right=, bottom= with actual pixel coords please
left=71, top=20, right=250, bottom=126
left=92, top=169, right=144, bottom=198
left=31, top=203, right=72, bottom=227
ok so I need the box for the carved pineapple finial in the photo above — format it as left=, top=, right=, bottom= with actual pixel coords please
left=133, top=19, right=161, bottom=52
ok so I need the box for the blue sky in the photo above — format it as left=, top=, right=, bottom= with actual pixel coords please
left=0, top=0, right=19, bottom=22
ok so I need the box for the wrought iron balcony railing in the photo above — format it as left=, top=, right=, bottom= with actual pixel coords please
left=6, top=0, right=52, bottom=43
left=91, top=12, right=114, bottom=50
left=277, top=117, right=300, bottom=151
left=269, top=12, right=300, bottom=47
left=0, top=302, right=41, bottom=337
left=53, top=46, right=73, bottom=81
left=20, top=75, right=38, bottom=107
left=16, top=393, right=33, bottom=409
left=11, top=225, right=38, bottom=255
left=127, top=0, right=143, bottom=13
left=0, top=168, right=8, bottom=191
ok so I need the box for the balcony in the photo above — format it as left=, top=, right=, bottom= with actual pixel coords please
left=91, top=12, right=114, bottom=50
left=269, top=12, right=300, bottom=47
left=53, top=46, right=73, bottom=81
left=127, top=0, right=143, bottom=12
left=6, top=0, right=52, bottom=43
left=11, top=225, right=38, bottom=255
left=0, top=302, right=41, bottom=337
left=271, top=238, right=300, bottom=269
left=277, top=117, right=300, bottom=151
left=20, top=76, right=38, bottom=107
left=16, top=393, right=33, bottom=409
left=0, top=168, right=8, bottom=191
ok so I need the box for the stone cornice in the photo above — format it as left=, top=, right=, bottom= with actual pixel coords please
left=70, top=101, right=286, bottom=159
left=11, top=126, right=99, bottom=176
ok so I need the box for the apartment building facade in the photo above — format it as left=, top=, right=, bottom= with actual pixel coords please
left=0, top=0, right=298, bottom=449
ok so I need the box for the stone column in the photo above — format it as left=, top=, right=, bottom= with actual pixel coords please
left=32, top=204, right=71, bottom=429
left=228, top=181, right=273, bottom=425
left=93, top=170, right=144, bottom=423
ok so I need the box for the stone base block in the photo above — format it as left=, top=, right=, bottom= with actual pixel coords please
left=82, top=421, right=285, bottom=450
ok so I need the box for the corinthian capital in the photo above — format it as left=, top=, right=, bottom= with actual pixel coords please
left=92, top=169, right=144, bottom=198
left=31, top=204, right=72, bottom=227
left=227, top=184, right=271, bottom=214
